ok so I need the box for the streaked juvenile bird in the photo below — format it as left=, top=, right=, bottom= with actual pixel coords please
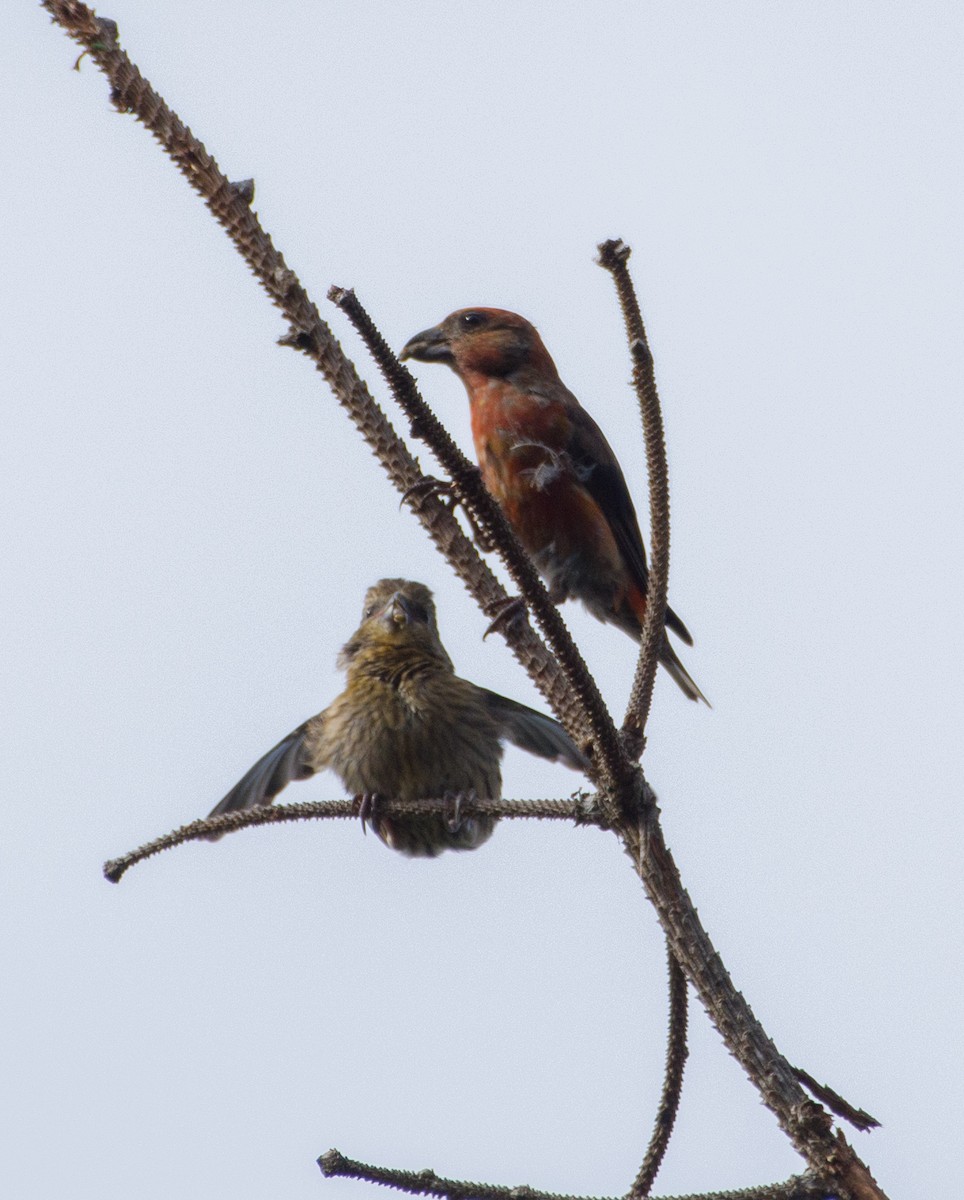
left=401, top=308, right=707, bottom=704
left=206, top=579, right=589, bottom=856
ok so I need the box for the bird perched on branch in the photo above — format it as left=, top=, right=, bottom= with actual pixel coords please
left=206, top=579, right=589, bottom=856
left=401, top=308, right=707, bottom=704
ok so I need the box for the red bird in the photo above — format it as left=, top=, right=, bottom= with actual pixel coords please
left=401, top=308, right=707, bottom=704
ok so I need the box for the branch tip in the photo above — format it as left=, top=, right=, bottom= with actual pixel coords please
left=791, top=1066, right=881, bottom=1133
left=318, top=1149, right=346, bottom=1177
left=597, top=238, right=632, bottom=268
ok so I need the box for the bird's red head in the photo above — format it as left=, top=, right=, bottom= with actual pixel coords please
left=401, top=308, right=559, bottom=380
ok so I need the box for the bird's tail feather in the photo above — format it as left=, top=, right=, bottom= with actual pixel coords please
left=659, top=639, right=710, bottom=706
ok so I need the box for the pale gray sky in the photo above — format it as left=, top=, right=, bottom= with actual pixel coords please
left=5, top=2, right=962, bottom=1197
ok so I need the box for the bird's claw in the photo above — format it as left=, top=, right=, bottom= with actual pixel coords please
left=443, top=789, right=475, bottom=833
left=400, top=475, right=494, bottom=551
left=356, top=792, right=384, bottom=836
left=483, top=597, right=527, bottom=640
left=400, top=475, right=456, bottom=510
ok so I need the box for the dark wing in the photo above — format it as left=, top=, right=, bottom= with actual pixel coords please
left=207, top=722, right=316, bottom=828
left=565, top=394, right=693, bottom=646
left=481, top=690, right=590, bottom=772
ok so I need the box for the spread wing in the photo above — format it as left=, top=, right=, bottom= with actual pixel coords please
left=481, top=690, right=590, bottom=772
left=206, top=722, right=317, bottom=834
left=566, top=394, right=693, bottom=646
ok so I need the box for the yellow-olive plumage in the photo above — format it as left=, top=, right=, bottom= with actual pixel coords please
left=207, top=579, right=588, bottom=856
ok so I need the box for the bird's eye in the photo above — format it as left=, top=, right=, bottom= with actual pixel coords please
left=407, top=601, right=430, bottom=624
left=460, top=311, right=486, bottom=330
left=363, top=604, right=378, bottom=620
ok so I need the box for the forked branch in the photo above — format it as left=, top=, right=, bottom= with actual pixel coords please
left=36, top=0, right=593, bottom=765
left=42, top=3, right=888, bottom=1197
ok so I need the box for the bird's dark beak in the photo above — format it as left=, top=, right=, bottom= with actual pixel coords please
left=380, top=591, right=413, bottom=628
left=400, top=324, right=453, bottom=365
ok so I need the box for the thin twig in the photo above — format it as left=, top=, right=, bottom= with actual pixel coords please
left=330, top=285, right=626, bottom=789
left=598, top=246, right=689, bottom=1197
left=319, top=1151, right=831, bottom=1200
left=629, top=947, right=689, bottom=1197
left=103, top=800, right=356, bottom=882
left=103, top=793, right=604, bottom=883
left=596, top=240, right=669, bottom=748
left=791, top=1067, right=880, bottom=1134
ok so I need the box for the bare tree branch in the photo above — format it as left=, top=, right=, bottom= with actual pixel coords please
left=41, top=4, right=889, bottom=1198
left=791, top=1068, right=880, bottom=1134
left=594, top=245, right=690, bottom=1198
left=36, top=0, right=592, bottom=774
left=596, top=240, right=671, bottom=747
left=591, top=245, right=881, bottom=1198
left=620, top=792, right=886, bottom=1200
left=318, top=1150, right=832, bottom=1200
left=102, top=800, right=355, bottom=882
left=102, top=792, right=602, bottom=883
left=630, top=946, right=689, bottom=1198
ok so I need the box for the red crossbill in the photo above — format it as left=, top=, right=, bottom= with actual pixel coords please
left=206, top=579, right=589, bottom=856
left=400, top=309, right=707, bottom=704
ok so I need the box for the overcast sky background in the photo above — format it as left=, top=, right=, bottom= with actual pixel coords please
left=5, top=3, right=962, bottom=1197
